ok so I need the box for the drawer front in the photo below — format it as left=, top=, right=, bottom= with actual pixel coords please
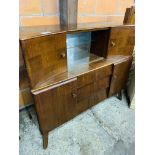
left=77, top=70, right=95, bottom=88
left=77, top=83, right=94, bottom=101
left=94, top=76, right=110, bottom=91
left=94, top=88, right=108, bottom=104
left=34, top=79, right=77, bottom=133
left=76, top=83, right=94, bottom=113
left=76, top=96, right=94, bottom=114
left=95, top=65, right=113, bottom=80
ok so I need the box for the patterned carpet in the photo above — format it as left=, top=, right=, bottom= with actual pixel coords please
left=19, top=95, right=135, bottom=155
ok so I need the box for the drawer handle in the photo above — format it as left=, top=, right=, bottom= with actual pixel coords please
left=60, top=52, right=66, bottom=58
left=111, top=41, right=116, bottom=47
left=72, top=93, right=77, bottom=98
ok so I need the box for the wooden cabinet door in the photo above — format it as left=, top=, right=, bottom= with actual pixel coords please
left=107, top=26, right=135, bottom=56
left=33, top=78, right=77, bottom=134
left=109, top=57, right=132, bottom=96
left=21, top=33, right=67, bottom=88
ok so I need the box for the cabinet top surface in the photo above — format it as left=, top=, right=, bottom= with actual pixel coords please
left=19, top=22, right=134, bottom=40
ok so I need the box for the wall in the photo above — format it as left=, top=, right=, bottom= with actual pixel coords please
left=78, top=0, right=134, bottom=24
left=19, top=0, right=134, bottom=26
left=19, top=0, right=60, bottom=26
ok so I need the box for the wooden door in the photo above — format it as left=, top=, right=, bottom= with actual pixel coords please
left=107, top=26, right=135, bottom=56
left=33, top=78, right=77, bottom=134
left=20, top=33, right=67, bottom=88
left=109, top=57, right=132, bottom=96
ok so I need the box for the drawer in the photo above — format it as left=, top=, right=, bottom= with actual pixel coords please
left=94, top=88, right=108, bottom=104
left=76, top=96, right=94, bottom=114
left=94, top=76, right=110, bottom=91
left=77, top=70, right=95, bottom=88
left=77, top=83, right=94, bottom=101
left=95, top=65, right=113, bottom=80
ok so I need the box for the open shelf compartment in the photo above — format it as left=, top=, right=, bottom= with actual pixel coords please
left=66, top=29, right=110, bottom=71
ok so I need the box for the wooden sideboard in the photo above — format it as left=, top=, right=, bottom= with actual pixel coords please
left=20, top=23, right=135, bottom=149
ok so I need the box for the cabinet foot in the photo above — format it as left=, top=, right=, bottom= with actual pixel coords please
left=124, top=89, right=130, bottom=106
left=117, top=91, right=122, bottom=100
left=43, top=133, right=48, bottom=149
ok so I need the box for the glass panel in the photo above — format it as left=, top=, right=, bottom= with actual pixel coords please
left=67, top=32, right=91, bottom=70
left=67, top=32, right=104, bottom=71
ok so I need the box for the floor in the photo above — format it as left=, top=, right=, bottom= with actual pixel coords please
left=19, top=95, right=135, bottom=155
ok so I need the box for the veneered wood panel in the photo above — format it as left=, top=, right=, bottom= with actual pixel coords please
left=19, top=43, right=25, bottom=68
left=94, top=88, right=108, bottom=105
left=21, top=33, right=67, bottom=88
left=19, top=88, right=34, bottom=107
left=76, top=83, right=94, bottom=113
left=77, top=70, right=95, bottom=88
left=77, top=96, right=94, bottom=113
left=107, top=26, right=135, bottom=56
left=109, top=56, right=133, bottom=96
left=19, top=69, right=30, bottom=89
left=77, top=83, right=94, bottom=101
left=34, top=78, right=77, bottom=133
left=94, top=76, right=110, bottom=91
left=95, top=65, right=113, bottom=80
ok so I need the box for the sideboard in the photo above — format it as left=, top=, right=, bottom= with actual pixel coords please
left=20, top=23, right=135, bottom=149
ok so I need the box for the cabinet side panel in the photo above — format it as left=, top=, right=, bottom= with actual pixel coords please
left=109, top=56, right=133, bottom=96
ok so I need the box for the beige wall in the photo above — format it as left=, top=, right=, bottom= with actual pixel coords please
left=19, top=0, right=134, bottom=26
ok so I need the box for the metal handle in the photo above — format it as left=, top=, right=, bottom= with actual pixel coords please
left=72, top=93, right=77, bottom=98
left=111, top=41, right=116, bottom=47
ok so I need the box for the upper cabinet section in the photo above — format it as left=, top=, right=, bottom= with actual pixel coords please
left=20, top=23, right=135, bottom=91
left=20, top=33, right=67, bottom=88
left=107, top=25, right=135, bottom=56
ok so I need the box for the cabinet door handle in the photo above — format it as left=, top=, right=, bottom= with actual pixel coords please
left=60, top=52, right=66, bottom=58
left=111, top=41, right=116, bottom=47
left=72, top=93, right=77, bottom=98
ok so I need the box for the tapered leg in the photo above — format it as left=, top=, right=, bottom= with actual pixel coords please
left=43, top=133, right=48, bottom=149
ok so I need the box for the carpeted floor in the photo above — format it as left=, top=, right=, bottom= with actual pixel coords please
left=19, top=95, right=135, bottom=155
